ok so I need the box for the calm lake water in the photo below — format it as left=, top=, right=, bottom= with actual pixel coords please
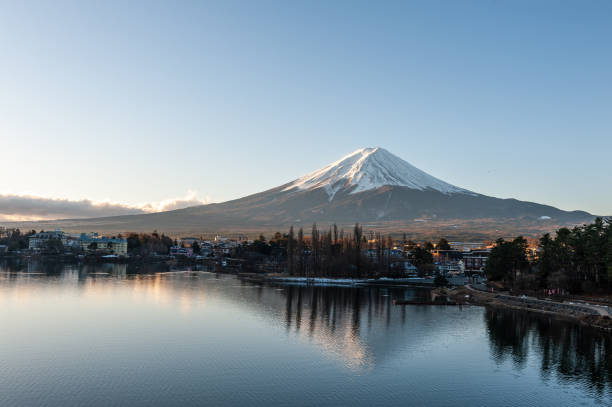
left=0, top=261, right=610, bottom=406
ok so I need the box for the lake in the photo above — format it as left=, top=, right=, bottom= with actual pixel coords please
left=0, top=261, right=610, bottom=406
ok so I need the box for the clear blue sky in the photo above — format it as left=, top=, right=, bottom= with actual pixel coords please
left=1, top=0, right=611, bottom=218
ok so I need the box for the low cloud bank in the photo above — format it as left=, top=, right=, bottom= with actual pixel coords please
left=137, top=190, right=210, bottom=213
left=0, top=191, right=210, bottom=221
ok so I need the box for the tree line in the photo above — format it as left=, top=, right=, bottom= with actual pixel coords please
left=126, top=232, right=174, bottom=256
left=0, top=229, right=36, bottom=251
left=238, top=224, right=440, bottom=278
left=486, top=218, right=612, bottom=293
left=0, top=229, right=65, bottom=254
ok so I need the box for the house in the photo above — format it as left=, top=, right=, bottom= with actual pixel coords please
left=400, top=260, right=417, bottom=273
left=365, top=247, right=404, bottom=262
left=64, top=239, right=82, bottom=251
left=170, top=246, right=193, bottom=257
left=28, top=230, right=67, bottom=250
left=436, top=261, right=464, bottom=275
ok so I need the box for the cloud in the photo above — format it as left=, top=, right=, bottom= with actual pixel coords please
left=0, top=191, right=210, bottom=221
left=137, top=190, right=210, bottom=213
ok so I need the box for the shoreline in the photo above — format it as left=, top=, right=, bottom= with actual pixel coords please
left=239, top=274, right=612, bottom=332
left=237, top=274, right=439, bottom=288
left=447, top=286, right=612, bottom=332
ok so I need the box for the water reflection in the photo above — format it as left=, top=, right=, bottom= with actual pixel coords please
left=486, top=308, right=612, bottom=396
left=0, top=260, right=610, bottom=405
left=275, top=284, right=426, bottom=369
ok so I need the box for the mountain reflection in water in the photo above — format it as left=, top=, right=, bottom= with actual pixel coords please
left=0, top=261, right=610, bottom=406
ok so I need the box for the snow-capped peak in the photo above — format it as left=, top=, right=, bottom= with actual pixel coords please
left=283, top=147, right=473, bottom=200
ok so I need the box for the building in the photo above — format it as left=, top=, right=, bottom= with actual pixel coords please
left=462, top=249, right=491, bottom=273
left=432, top=249, right=463, bottom=262
left=79, top=234, right=128, bottom=256
left=436, top=261, right=464, bottom=275
left=28, top=230, right=67, bottom=250
left=199, top=245, right=213, bottom=257
left=526, top=247, right=539, bottom=261
left=449, top=242, right=486, bottom=251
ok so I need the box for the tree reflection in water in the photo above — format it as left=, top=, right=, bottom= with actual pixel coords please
left=486, top=308, right=611, bottom=396
left=279, top=284, right=425, bottom=337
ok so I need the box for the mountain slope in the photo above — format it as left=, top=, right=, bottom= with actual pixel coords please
left=6, top=147, right=595, bottom=235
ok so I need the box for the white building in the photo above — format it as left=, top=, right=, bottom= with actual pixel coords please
left=28, top=230, right=67, bottom=250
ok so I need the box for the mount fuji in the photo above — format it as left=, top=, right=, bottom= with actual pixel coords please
left=12, top=147, right=594, bottom=236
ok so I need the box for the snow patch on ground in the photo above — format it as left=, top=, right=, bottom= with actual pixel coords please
left=265, top=276, right=434, bottom=286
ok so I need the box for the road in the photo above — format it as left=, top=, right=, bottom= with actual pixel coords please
left=465, top=284, right=612, bottom=317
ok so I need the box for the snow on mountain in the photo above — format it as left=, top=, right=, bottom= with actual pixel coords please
left=283, top=147, right=474, bottom=200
